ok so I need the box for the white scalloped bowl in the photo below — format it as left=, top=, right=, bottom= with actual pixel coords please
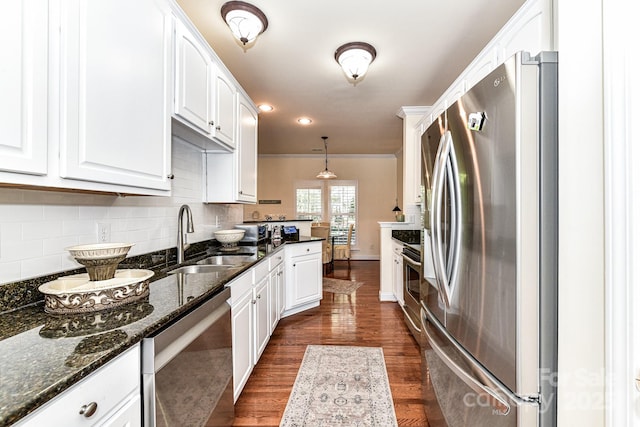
left=66, top=243, right=134, bottom=281
left=66, top=243, right=134, bottom=259
left=214, top=229, right=245, bottom=244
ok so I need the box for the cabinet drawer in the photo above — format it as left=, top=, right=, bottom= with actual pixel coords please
left=286, top=242, right=321, bottom=258
left=253, top=259, right=269, bottom=283
left=268, top=251, right=284, bottom=271
left=16, top=345, right=140, bottom=427
left=227, top=269, right=253, bottom=304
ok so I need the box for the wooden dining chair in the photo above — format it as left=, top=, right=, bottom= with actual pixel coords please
left=310, top=226, right=332, bottom=274
left=333, top=224, right=354, bottom=268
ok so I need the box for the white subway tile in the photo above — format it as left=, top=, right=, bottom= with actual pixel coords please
left=22, top=255, right=63, bottom=279
left=44, top=205, right=79, bottom=220
left=43, top=236, right=79, bottom=256
left=22, top=221, right=63, bottom=240
left=2, top=240, right=43, bottom=262
left=0, top=262, right=21, bottom=285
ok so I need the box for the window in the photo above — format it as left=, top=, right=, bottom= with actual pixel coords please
left=295, top=185, right=322, bottom=221
left=329, top=183, right=356, bottom=245
left=295, top=180, right=357, bottom=246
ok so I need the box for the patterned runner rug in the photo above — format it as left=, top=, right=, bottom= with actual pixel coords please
left=322, top=278, right=364, bottom=295
left=280, top=345, right=398, bottom=427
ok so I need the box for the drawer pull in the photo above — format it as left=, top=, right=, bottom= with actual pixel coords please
left=79, top=402, right=98, bottom=418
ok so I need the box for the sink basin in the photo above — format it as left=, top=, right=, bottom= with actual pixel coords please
left=196, top=255, right=256, bottom=267
left=168, top=265, right=232, bottom=275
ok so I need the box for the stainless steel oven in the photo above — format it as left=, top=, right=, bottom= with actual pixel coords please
left=401, top=244, right=423, bottom=344
left=142, top=287, right=234, bottom=427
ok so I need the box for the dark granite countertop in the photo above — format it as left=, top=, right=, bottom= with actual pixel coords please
left=0, top=237, right=321, bottom=426
left=391, top=229, right=421, bottom=245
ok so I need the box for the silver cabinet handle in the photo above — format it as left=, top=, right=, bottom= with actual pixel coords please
left=209, top=121, right=214, bottom=126
left=79, top=402, right=98, bottom=418
left=215, top=126, right=221, bottom=131
left=257, top=294, right=261, bottom=299
left=252, top=299, right=256, bottom=305
left=167, top=174, right=175, bottom=179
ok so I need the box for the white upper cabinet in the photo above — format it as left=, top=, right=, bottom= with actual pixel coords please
left=236, top=93, right=257, bottom=202
left=0, top=1, right=48, bottom=176
left=172, top=18, right=236, bottom=151
left=203, top=92, right=257, bottom=204
left=58, top=0, right=173, bottom=191
left=212, top=69, right=236, bottom=148
left=174, top=19, right=211, bottom=133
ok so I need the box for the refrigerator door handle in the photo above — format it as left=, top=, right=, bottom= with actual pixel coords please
left=431, top=131, right=460, bottom=307
left=446, top=135, right=462, bottom=298
left=422, top=308, right=513, bottom=416
left=430, top=133, right=451, bottom=307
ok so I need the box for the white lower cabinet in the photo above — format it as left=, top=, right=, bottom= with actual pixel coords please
left=284, top=242, right=322, bottom=317
left=228, top=269, right=254, bottom=402
left=268, top=252, right=284, bottom=333
left=15, top=345, right=141, bottom=427
left=253, top=263, right=270, bottom=364
left=229, top=244, right=321, bottom=400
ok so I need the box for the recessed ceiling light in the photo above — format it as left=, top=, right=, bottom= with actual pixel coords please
left=258, top=104, right=273, bottom=112
left=297, top=118, right=312, bottom=125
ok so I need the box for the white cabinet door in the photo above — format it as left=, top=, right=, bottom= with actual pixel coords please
left=174, top=19, right=211, bottom=133
left=212, top=70, right=236, bottom=148
left=0, top=1, right=48, bottom=176
left=203, top=93, right=257, bottom=204
left=231, top=288, right=253, bottom=402
left=268, top=267, right=280, bottom=333
left=285, top=241, right=322, bottom=310
left=58, top=0, right=172, bottom=192
left=277, top=264, right=285, bottom=315
left=253, top=274, right=270, bottom=363
left=237, top=94, right=257, bottom=202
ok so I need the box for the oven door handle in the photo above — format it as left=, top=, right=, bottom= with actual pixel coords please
left=401, top=253, right=422, bottom=269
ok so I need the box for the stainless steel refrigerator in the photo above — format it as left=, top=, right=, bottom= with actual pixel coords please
left=420, top=52, right=558, bottom=427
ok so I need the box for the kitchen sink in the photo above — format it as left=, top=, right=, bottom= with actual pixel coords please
left=196, top=255, right=256, bottom=267
left=167, top=265, right=232, bottom=275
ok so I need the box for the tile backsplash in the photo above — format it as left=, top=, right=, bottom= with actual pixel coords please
left=0, top=138, right=243, bottom=286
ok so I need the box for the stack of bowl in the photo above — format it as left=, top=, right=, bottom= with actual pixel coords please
left=66, top=243, right=134, bottom=281
left=214, top=229, right=245, bottom=251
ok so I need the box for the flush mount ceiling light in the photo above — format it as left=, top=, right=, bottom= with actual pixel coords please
left=317, top=136, right=337, bottom=179
left=258, top=104, right=274, bottom=112
left=297, top=117, right=312, bottom=125
left=220, top=1, right=268, bottom=46
left=334, top=42, right=377, bottom=81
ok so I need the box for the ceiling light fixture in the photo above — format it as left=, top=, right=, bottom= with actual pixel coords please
left=220, top=1, right=268, bottom=46
left=317, top=136, right=337, bottom=179
left=297, top=118, right=312, bottom=125
left=258, top=104, right=274, bottom=112
left=334, top=42, right=377, bottom=81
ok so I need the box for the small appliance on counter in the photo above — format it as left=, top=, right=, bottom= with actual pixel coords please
left=235, top=223, right=268, bottom=244
left=281, top=225, right=299, bottom=242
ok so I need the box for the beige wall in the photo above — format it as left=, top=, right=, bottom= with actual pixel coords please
left=244, top=155, right=399, bottom=259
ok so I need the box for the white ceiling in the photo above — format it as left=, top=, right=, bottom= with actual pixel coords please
left=176, top=0, right=526, bottom=155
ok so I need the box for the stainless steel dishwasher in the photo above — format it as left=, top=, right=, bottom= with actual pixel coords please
left=142, top=286, right=234, bottom=427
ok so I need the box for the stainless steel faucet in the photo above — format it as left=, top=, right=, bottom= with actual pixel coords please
left=177, top=204, right=194, bottom=264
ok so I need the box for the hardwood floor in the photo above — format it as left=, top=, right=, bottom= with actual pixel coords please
left=232, top=260, right=429, bottom=426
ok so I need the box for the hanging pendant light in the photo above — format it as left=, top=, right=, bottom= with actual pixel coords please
left=316, top=136, right=337, bottom=179
left=334, top=42, right=377, bottom=81
left=221, top=1, right=268, bottom=46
